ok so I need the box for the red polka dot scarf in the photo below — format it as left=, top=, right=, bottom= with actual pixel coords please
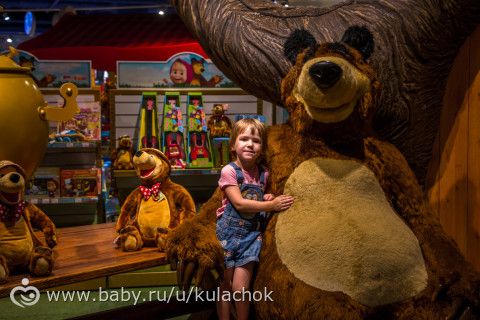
left=139, top=183, right=161, bottom=201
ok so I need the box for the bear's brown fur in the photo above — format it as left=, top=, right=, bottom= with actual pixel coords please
left=167, top=27, right=480, bottom=319
left=0, top=161, right=57, bottom=283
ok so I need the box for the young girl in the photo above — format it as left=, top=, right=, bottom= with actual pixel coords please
left=216, top=118, right=294, bottom=320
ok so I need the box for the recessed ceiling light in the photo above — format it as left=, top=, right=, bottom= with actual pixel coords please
left=158, top=10, right=165, bottom=15
left=3, top=13, right=10, bottom=21
left=6, top=37, right=13, bottom=43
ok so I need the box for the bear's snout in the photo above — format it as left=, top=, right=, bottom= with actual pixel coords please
left=309, top=61, right=342, bottom=89
left=9, top=173, right=20, bottom=183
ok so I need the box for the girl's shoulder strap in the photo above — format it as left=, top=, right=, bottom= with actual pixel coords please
left=228, top=162, right=244, bottom=184
left=258, top=165, right=267, bottom=186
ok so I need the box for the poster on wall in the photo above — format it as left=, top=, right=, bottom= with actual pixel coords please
left=117, top=52, right=237, bottom=88
left=2, top=50, right=92, bottom=88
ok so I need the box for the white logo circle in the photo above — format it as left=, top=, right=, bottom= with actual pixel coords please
left=10, top=278, right=40, bottom=308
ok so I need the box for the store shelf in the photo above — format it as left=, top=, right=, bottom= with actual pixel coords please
left=26, top=196, right=99, bottom=204
left=41, top=141, right=100, bottom=168
left=47, top=141, right=99, bottom=149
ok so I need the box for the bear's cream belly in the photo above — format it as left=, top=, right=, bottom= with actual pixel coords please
left=0, top=217, right=34, bottom=267
left=138, top=196, right=171, bottom=238
left=275, top=158, right=428, bottom=307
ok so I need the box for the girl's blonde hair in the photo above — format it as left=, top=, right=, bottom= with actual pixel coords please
left=229, top=118, right=267, bottom=163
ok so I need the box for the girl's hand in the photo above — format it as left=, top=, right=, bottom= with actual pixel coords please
left=271, top=195, right=294, bottom=212
left=263, top=193, right=275, bottom=201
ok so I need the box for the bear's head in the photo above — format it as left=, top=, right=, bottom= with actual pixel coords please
left=282, top=26, right=380, bottom=143
left=118, top=135, right=133, bottom=150
left=0, top=161, right=26, bottom=206
left=191, top=58, right=206, bottom=75
left=133, top=148, right=171, bottom=184
left=212, top=104, right=227, bottom=116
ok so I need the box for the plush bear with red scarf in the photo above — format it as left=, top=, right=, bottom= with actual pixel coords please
left=0, top=160, right=57, bottom=283
left=115, top=148, right=196, bottom=252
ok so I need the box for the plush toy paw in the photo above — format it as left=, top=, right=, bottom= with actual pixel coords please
left=431, top=272, right=480, bottom=319
left=44, top=231, right=57, bottom=249
left=0, top=256, right=8, bottom=284
left=166, top=219, right=224, bottom=291
left=156, top=227, right=169, bottom=252
left=119, top=226, right=143, bottom=251
left=29, top=246, right=53, bottom=277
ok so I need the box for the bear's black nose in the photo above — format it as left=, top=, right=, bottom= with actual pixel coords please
left=10, top=173, right=20, bottom=183
left=135, top=151, right=144, bottom=157
left=309, top=61, right=342, bottom=89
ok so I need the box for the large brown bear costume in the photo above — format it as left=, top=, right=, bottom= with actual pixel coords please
left=166, top=27, right=480, bottom=319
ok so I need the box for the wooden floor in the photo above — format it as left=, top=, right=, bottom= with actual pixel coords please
left=0, top=223, right=166, bottom=298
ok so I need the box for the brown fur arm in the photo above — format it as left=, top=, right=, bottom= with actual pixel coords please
left=166, top=187, right=224, bottom=290
left=26, top=203, right=57, bottom=248
left=365, top=138, right=480, bottom=306
left=164, top=179, right=196, bottom=225
left=116, top=189, right=140, bottom=233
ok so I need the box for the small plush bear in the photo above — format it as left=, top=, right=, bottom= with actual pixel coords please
left=0, top=160, right=57, bottom=283
left=115, top=148, right=196, bottom=252
left=112, top=135, right=134, bottom=170
left=207, top=103, right=232, bottom=138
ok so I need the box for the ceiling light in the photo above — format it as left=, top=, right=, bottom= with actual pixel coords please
left=3, top=13, right=10, bottom=21
left=158, top=10, right=165, bottom=15
left=6, top=37, right=13, bottom=43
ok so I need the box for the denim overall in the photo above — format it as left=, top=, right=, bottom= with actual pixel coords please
left=216, top=162, right=266, bottom=268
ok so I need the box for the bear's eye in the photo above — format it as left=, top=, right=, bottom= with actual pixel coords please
left=302, top=48, right=315, bottom=64
left=0, top=174, right=3, bottom=178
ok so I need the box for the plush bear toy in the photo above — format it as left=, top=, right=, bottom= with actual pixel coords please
left=0, top=160, right=57, bottom=283
left=115, top=148, right=196, bottom=252
left=166, top=27, right=480, bottom=319
left=207, top=104, right=232, bottom=138
left=112, top=135, right=134, bottom=170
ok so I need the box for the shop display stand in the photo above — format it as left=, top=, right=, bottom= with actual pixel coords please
left=29, top=89, right=104, bottom=227
left=28, top=141, right=103, bottom=227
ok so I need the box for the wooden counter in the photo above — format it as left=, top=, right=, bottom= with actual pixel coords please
left=0, top=223, right=167, bottom=298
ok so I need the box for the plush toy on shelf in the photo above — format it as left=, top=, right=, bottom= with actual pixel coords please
left=115, top=148, right=195, bottom=252
left=207, top=103, right=232, bottom=138
left=112, top=135, right=134, bottom=170
left=0, top=160, right=57, bottom=283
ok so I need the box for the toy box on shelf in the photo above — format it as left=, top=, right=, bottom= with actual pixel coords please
left=26, top=167, right=61, bottom=198
left=162, top=92, right=187, bottom=169
left=187, top=92, right=213, bottom=168
left=49, top=101, right=101, bottom=143
left=212, top=137, right=230, bottom=168
left=134, top=92, right=160, bottom=151
left=60, top=168, right=101, bottom=197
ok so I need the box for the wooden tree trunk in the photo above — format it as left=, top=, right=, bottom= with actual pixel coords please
left=171, top=0, right=480, bottom=185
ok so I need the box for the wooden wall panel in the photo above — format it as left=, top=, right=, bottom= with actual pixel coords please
left=467, top=26, right=480, bottom=270
left=427, top=26, right=480, bottom=271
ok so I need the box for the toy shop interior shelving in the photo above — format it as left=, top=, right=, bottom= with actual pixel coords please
left=110, top=87, right=280, bottom=207
left=26, top=89, right=104, bottom=227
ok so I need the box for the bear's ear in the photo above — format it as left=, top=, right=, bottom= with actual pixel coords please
left=284, top=29, right=317, bottom=65
left=341, top=26, right=374, bottom=60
